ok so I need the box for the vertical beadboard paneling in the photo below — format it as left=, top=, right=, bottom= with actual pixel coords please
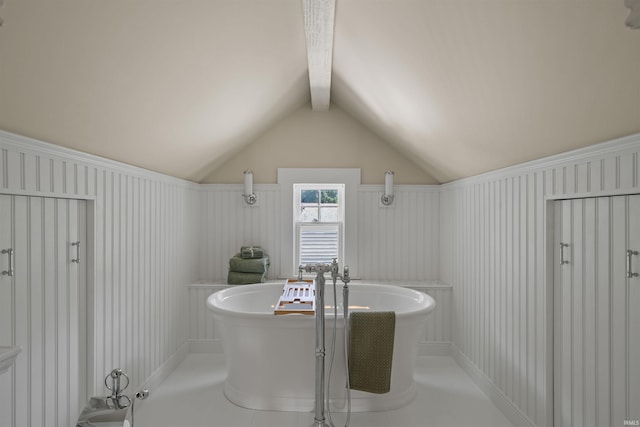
left=441, top=135, right=640, bottom=426
left=0, top=196, right=87, bottom=427
left=187, top=285, right=232, bottom=342
left=357, top=186, right=439, bottom=281
left=199, top=185, right=282, bottom=280
left=412, top=286, right=452, bottom=343
left=0, top=195, right=14, bottom=427
left=0, top=131, right=201, bottom=427
left=555, top=195, right=640, bottom=426
left=14, top=196, right=29, bottom=427
left=6, top=151, right=21, bottom=190
left=88, top=176, right=200, bottom=397
left=199, top=184, right=439, bottom=282
left=595, top=197, right=611, bottom=426
left=3, top=128, right=639, bottom=427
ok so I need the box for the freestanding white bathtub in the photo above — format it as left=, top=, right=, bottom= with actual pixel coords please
left=206, top=282, right=435, bottom=412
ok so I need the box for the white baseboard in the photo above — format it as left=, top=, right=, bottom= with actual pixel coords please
left=418, top=341, right=451, bottom=356
left=451, top=345, right=536, bottom=427
left=189, top=339, right=224, bottom=353
left=127, top=342, right=190, bottom=420
left=140, top=342, right=190, bottom=391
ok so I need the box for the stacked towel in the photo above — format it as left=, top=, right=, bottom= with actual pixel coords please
left=348, top=311, right=396, bottom=394
left=240, top=246, right=265, bottom=259
left=229, top=254, right=270, bottom=273
left=227, top=248, right=269, bottom=285
left=227, top=271, right=267, bottom=285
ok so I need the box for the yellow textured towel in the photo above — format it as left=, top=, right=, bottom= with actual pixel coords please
left=348, top=311, right=396, bottom=394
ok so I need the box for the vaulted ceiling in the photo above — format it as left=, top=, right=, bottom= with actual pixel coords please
left=0, top=0, right=638, bottom=183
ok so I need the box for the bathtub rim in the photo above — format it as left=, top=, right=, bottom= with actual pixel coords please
left=206, top=282, right=436, bottom=322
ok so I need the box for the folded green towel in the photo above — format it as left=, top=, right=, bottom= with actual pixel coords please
left=240, top=246, right=265, bottom=259
left=227, top=271, right=266, bottom=285
left=229, top=254, right=269, bottom=274
left=348, top=311, right=396, bottom=394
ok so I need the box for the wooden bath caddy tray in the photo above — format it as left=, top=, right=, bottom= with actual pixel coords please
left=274, top=279, right=316, bottom=315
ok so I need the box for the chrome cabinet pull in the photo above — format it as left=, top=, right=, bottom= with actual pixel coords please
left=71, top=241, right=80, bottom=264
left=627, top=249, right=639, bottom=278
left=560, top=243, right=569, bottom=265
left=1, top=248, right=14, bottom=276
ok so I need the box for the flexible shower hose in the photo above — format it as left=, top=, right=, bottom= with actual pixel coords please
left=326, top=278, right=351, bottom=427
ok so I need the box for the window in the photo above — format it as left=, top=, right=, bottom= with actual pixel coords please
left=277, top=168, right=359, bottom=278
left=294, top=184, right=344, bottom=267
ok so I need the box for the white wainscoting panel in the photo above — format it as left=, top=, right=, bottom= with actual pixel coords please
left=440, top=133, right=640, bottom=427
left=198, top=185, right=440, bottom=282
left=90, top=173, right=200, bottom=394
left=409, top=285, right=452, bottom=344
left=188, top=284, right=231, bottom=343
left=6, top=126, right=638, bottom=427
left=199, top=185, right=282, bottom=280
left=358, top=186, right=439, bottom=281
left=0, top=130, right=201, bottom=416
left=0, top=196, right=87, bottom=427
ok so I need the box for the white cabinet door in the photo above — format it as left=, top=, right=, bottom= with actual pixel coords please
left=612, top=195, right=640, bottom=427
left=554, top=195, right=640, bottom=427
left=0, top=195, right=14, bottom=426
left=0, top=195, right=87, bottom=427
left=628, top=195, right=640, bottom=426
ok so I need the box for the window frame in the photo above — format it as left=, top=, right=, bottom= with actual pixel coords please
left=294, top=183, right=345, bottom=268
left=277, top=168, right=360, bottom=278
left=294, top=183, right=344, bottom=223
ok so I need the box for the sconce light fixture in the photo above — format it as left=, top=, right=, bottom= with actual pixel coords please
left=242, top=170, right=257, bottom=205
left=381, top=170, right=395, bottom=206
left=626, top=0, right=640, bottom=29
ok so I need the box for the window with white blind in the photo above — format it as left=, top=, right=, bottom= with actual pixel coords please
left=294, top=184, right=344, bottom=268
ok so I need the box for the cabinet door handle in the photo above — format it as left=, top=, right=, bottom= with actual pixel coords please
left=1, top=248, right=14, bottom=276
left=560, top=243, right=569, bottom=265
left=71, top=241, right=80, bottom=264
left=627, top=249, right=638, bottom=278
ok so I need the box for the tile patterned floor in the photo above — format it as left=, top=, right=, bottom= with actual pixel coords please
left=134, top=353, right=514, bottom=427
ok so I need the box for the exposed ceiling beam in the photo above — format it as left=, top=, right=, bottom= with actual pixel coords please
left=302, top=0, right=336, bottom=111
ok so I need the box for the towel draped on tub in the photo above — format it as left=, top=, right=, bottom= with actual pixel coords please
left=348, top=311, right=396, bottom=394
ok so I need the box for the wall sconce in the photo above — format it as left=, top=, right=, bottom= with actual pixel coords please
left=242, top=170, right=257, bottom=205
left=626, top=0, right=640, bottom=29
left=381, top=170, right=394, bottom=206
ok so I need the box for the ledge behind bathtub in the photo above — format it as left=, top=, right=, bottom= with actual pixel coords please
left=187, top=279, right=451, bottom=289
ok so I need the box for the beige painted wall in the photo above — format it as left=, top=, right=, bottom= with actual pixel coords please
left=201, top=104, right=438, bottom=184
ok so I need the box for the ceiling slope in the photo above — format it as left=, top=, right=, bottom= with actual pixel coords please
left=332, top=0, right=640, bottom=183
left=0, top=0, right=309, bottom=182
left=0, top=1, right=638, bottom=183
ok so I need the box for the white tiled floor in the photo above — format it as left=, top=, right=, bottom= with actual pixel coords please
left=134, top=353, right=514, bottom=427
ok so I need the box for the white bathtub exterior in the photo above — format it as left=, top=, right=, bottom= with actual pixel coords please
left=206, top=282, right=435, bottom=412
